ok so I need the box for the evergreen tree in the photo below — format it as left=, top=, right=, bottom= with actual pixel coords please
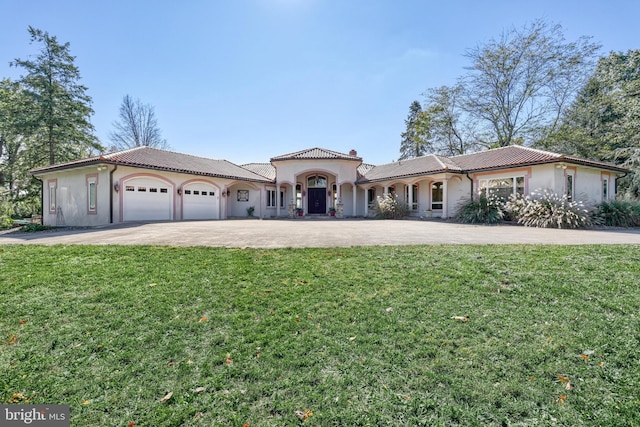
left=399, top=100, right=430, bottom=160
left=12, top=26, right=101, bottom=166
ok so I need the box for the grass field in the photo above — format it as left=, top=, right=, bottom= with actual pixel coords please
left=1, top=244, right=639, bottom=426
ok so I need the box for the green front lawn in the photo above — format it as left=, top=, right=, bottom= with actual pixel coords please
left=1, top=245, right=639, bottom=426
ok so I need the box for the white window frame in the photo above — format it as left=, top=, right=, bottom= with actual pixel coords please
left=48, top=180, right=57, bottom=213
left=87, top=175, right=98, bottom=214
left=267, top=189, right=285, bottom=208
left=479, top=175, right=526, bottom=199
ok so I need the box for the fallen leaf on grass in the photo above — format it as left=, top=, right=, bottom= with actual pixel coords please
left=579, top=354, right=589, bottom=361
left=451, top=315, right=469, bottom=322
left=557, top=375, right=570, bottom=383
left=7, top=334, right=18, bottom=345
left=128, top=422, right=136, bottom=427
left=160, top=392, right=173, bottom=403
left=349, top=336, right=357, bottom=341
left=9, top=393, right=29, bottom=403
left=557, top=395, right=567, bottom=405
left=148, top=283, right=157, bottom=287
left=295, top=409, right=314, bottom=421
left=194, top=387, right=205, bottom=393
left=386, top=307, right=393, bottom=313
left=225, top=353, right=233, bottom=365
left=199, top=317, right=207, bottom=322
left=81, top=400, right=91, bottom=405
left=19, top=319, right=27, bottom=325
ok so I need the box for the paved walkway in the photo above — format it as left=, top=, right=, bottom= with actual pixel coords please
left=2, top=218, right=640, bottom=247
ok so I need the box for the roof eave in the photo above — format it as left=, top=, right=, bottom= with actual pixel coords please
left=357, top=169, right=459, bottom=184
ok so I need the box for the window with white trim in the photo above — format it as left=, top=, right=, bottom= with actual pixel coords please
left=88, top=179, right=97, bottom=212
left=479, top=176, right=525, bottom=199
left=48, top=181, right=57, bottom=213
left=566, top=174, right=574, bottom=201
left=431, top=182, right=443, bottom=210
left=267, top=189, right=285, bottom=208
left=296, top=184, right=302, bottom=209
left=405, top=184, right=418, bottom=210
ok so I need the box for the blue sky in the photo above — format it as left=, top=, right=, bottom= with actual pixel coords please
left=1, top=0, right=639, bottom=165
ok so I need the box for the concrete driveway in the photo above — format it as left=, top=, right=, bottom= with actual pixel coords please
left=2, top=218, right=640, bottom=247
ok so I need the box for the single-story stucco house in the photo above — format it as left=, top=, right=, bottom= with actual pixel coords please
left=30, top=145, right=629, bottom=226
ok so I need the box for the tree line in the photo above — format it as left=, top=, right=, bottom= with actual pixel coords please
left=400, top=19, right=639, bottom=197
left=0, top=27, right=167, bottom=220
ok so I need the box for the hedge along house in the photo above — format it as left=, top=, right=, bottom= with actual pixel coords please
left=31, top=145, right=629, bottom=227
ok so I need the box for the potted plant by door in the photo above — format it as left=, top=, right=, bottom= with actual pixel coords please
left=329, top=207, right=336, bottom=217
left=296, top=208, right=304, bottom=216
left=247, top=206, right=255, bottom=217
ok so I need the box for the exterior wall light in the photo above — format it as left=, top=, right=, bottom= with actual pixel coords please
left=113, top=182, right=120, bottom=192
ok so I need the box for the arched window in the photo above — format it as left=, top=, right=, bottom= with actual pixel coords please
left=308, top=176, right=327, bottom=188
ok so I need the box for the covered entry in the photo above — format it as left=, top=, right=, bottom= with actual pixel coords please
left=307, top=175, right=327, bottom=214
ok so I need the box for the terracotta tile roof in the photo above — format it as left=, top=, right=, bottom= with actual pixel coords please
left=358, top=145, right=628, bottom=182
left=451, top=145, right=629, bottom=172
left=270, top=147, right=362, bottom=161
left=359, top=154, right=462, bottom=183
left=241, top=163, right=276, bottom=180
left=32, top=147, right=273, bottom=183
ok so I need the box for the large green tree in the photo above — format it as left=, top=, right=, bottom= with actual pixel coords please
left=541, top=50, right=640, bottom=196
left=462, top=20, right=600, bottom=147
left=399, top=100, right=430, bottom=160
left=12, top=26, right=101, bottom=166
left=420, top=85, right=479, bottom=156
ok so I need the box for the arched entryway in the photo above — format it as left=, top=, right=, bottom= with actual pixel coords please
left=307, top=175, right=327, bottom=214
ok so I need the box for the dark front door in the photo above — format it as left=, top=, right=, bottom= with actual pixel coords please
left=308, top=188, right=326, bottom=214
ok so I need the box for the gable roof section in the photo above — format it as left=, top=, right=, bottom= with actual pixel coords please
left=31, top=147, right=273, bottom=183
left=270, top=147, right=362, bottom=162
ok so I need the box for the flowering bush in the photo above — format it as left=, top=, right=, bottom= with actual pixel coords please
left=456, top=193, right=504, bottom=224
left=375, top=193, right=409, bottom=219
left=505, top=190, right=593, bottom=229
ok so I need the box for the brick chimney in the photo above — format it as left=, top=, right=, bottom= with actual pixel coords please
left=349, top=149, right=357, bottom=156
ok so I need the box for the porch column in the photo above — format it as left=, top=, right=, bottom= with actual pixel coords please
left=336, top=182, right=341, bottom=206
left=276, top=184, right=281, bottom=217
left=442, top=179, right=448, bottom=219
left=364, top=195, right=368, bottom=217
left=352, top=184, right=357, bottom=216
left=408, top=184, right=414, bottom=213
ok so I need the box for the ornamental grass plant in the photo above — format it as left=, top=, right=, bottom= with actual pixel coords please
left=505, top=190, right=593, bottom=229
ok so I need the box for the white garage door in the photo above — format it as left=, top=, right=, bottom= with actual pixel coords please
left=183, top=183, right=219, bottom=220
left=123, top=178, right=173, bottom=221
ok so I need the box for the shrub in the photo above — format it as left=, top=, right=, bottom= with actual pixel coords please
left=376, top=194, right=409, bottom=219
left=456, top=193, right=504, bottom=224
left=20, top=223, right=51, bottom=232
left=505, top=190, right=593, bottom=229
left=594, top=198, right=640, bottom=227
left=0, top=195, right=14, bottom=229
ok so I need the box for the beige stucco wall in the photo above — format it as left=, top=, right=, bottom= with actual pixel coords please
left=38, top=165, right=111, bottom=227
